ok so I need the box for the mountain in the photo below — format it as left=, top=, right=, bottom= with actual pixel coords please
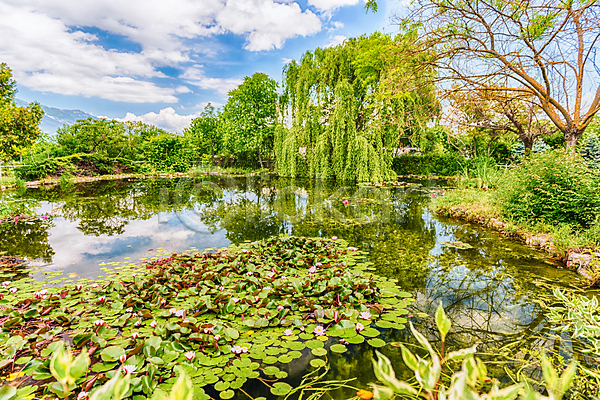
left=16, top=99, right=97, bottom=134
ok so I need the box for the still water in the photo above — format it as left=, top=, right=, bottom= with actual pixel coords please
left=0, top=175, right=591, bottom=393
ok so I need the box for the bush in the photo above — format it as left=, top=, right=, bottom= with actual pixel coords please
left=498, top=149, right=600, bottom=229
left=391, top=153, right=468, bottom=176
left=141, top=134, right=192, bottom=173
left=15, top=153, right=136, bottom=180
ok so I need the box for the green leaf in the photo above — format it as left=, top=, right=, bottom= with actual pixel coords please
left=270, top=382, right=292, bottom=396
left=168, top=372, right=194, bottom=400
left=310, top=359, right=326, bottom=368
left=100, top=346, right=126, bottom=363
left=400, top=345, right=418, bottom=371
left=0, top=385, right=17, bottom=400
left=435, top=302, right=451, bottom=344
left=330, top=344, right=347, bottom=353
left=367, top=338, right=386, bottom=348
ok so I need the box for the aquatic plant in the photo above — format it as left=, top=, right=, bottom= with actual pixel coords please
left=369, top=303, right=577, bottom=400
left=0, top=236, right=412, bottom=399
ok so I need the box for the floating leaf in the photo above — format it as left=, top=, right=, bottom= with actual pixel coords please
left=311, top=348, right=327, bottom=357
left=310, top=359, right=326, bottom=368
left=367, top=338, right=386, bottom=348
left=270, top=382, right=292, bottom=396
left=330, top=344, right=347, bottom=354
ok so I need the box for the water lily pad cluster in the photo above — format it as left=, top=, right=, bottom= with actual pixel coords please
left=0, top=236, right=412, bottom=399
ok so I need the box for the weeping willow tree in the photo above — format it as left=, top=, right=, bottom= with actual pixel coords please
left=275, top=31, right=439, bottom=182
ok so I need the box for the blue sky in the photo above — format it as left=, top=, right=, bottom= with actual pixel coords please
left=1, top=0, right=404, bottom=132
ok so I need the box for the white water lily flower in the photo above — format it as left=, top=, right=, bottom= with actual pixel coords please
left=77, top=392, right=88, bottom=400
left=122, top=364, right=137, bottom=374
left=356, top=323, right=365, bottom=331
left=284, top=329, right=293, bottom=336
left=150, top=320, right=157, bottom=327
left=9, top=287, right=17, bottom=293
left=314, top=326, right=326, bottom=336
left=184, top=351, right=195, bottom=361
left=359, top=311, right=371, bottom=321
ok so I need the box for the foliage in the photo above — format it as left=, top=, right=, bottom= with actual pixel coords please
left=221, top=73, right=278, bottom=169
left=276, top=32, right=438, bottom=182
left=459, top=156, right=505, bottom=190
left=15, top=153, right=137, bottom=180
left=0, top=236, right=412, bottom=399
left=370, top=303, right=576, bottom=400
left=0, top=63, right=44, bottom=162
left=0, top=214, right=54, bottom=262
left=497, top=149, right=600, bottom=229
left=511, top=141, right=551, bottom=159
left=391, top=153, right=467, bottom=176
left=183, top=103, right=222, bottom=162
left=580, top=119, right=600, bottom=169
left=141, top=134, right=192, bottom=173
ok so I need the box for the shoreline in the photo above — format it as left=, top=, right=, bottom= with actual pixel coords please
left=435, top=203, right=600, bottom=285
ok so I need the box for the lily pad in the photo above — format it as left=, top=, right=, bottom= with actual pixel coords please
left=271, top=382, right=292, bottom=396
left=311, top=348, right=327, bottom=357
left=330, top=344, right=347, bottom=354
left=367, top=338, right=386, bottom=348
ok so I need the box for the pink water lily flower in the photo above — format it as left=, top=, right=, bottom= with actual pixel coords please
left=184, top=351, right=195, bottom=361
left=284, top=329, right=293, bottom=336
left=359, top=311, right=371, bottom=321
left=348, top=247, right=357, bottom=252
left=75, top=284, right=83, bottom=290
left=277, top=305, right=284, bottom=311
left=119, top=354, right=127, bottom=363
left=231, top=346, right=243, bottom=354
left=267, top=272, right=275, bottom=278
left=314, top=326, right=326, bottom=336
left=150, top=320, right=157, bottom=328
left=131, top=332, right=140, bottom=339
left=77, top=392, right=88, bottom=400
left=308, top=266, right=317, bottom=274
left=203, top=327, right=214, bottom=334
left=232, top=298, right=240, bottom=303
left=169, top=308, right=177, bottom=315
left=2, top=281, right=10, bottom=287
left=356, top=323, right=365, bottom=331
left=126, top=307, right=133, bottom=312
left=98, top=296, right=106, bottom=302
left=219, top=286, right=224, bottom=291
left=91, top=283, right=99, bottom=288
left=42, top=215, right=49, bottom=220
left=175, top=309, right=185, bottom=318
left=94, top=320, right=106, bottom=327
left=134, top=321, right=140, bottom=327
left=331, top=236, right=337, bottom=241
left=342, top=200, right=349, bottom=205
left=214, top=334, right=221, bottom=341
left=9, top=287, right=17, bottom=293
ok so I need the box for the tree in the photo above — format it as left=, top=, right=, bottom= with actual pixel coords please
left=56, top=118, right=127, bottom=158
left=276, top=32, right=439, bottom=181
left=447, top=89, right=557, bottom=156
left=221, top=73, right=278, bottom=168
left=380, top=0, right=600, bottom=149
left=183, top=103, right=222, bottom=159
left=0, top=63, right=44, bottom=161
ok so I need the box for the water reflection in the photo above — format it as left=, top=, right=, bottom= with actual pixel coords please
left=0, top=176, right=592, bottom=384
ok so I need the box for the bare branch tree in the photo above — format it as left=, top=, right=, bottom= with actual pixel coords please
left=394, top=0, right=600, bottom=149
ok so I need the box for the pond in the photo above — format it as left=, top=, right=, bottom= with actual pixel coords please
left=0, top=175, right=593, bottom=397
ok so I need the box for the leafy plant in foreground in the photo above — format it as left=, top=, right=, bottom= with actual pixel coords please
left=369, top=303, right=576, bottom=400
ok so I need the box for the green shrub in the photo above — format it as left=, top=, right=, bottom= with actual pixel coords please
left=141, top=134, right=192, bottom=173
left=498, top=149, right=600, bottom=229
left=391, top=153, right=468, bottom=176
left=15, top=153, right=136, bottom=180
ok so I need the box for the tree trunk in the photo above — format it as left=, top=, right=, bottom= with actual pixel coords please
left=257, top=146, right=264, bottom=169
left=565, top=129, right=581, bottom=150
left=522, top=135, right=534, bottom=156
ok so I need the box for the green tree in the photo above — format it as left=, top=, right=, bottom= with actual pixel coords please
left=276, top=32, right=438, bottom=182
left=221, top=73, right=279, bottom=168
left=183, top=103, right=222, bottom=160
left=56, top=118, right=129, bottom=158
left=0, top=63, right=44, bottom=161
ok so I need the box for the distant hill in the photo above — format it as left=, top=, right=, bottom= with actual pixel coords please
left=16, top=99, right=97, bottom=134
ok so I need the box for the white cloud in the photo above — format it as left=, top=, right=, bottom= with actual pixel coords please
left=324, top=35, right=347, bottom=48
left=0, top=2, right=180, bottom=103
left=118, top=107, right=200, bottom=133
left=216, top=0, right=322, bottom=51
left=331, top=21, right=345, bottom=30
left=182, top=66, right=243, bottom=95
left=1, top=0, right=326, bottom=101
left=308, top=0, right=362, bottom=11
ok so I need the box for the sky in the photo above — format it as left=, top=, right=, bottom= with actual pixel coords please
left=1, top=0, right=403, bottom=133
